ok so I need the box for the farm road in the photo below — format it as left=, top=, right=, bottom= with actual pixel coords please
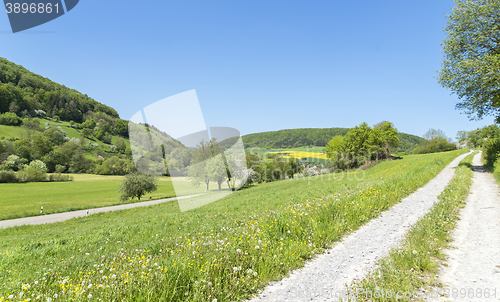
left=250, top=151, right=472, bottom=302
left=0, top=194, right=201, bottom=229
left=436, top=152, right=500, bottom=301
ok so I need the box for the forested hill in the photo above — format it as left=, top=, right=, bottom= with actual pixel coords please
left=242, top=128, right=427, bottom=151
left=0, top=58, right=118, bottom=123
left=242, top=128, right=350, bottom=148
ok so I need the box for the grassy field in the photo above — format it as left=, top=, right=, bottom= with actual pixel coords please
left=0, top=150, right=467, bottom=301
left=352, top=152, right=475, bottom=301
left=0, top=175, right=221, bottom=221
left=0, top=124, right=23, bottom=139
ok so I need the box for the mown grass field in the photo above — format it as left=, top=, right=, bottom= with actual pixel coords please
left=0, top=150, right=467, bottom=302
left=0, top=175, right=219, bottom=221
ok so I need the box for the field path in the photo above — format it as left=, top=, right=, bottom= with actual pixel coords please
left=0, top=194, right=201, bottom=229
left=436, top=152, right=500, bottom=301
left=250, top=151, right=471, bottom=302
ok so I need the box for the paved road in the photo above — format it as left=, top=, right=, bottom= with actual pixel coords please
left=0, top=194, right=201, bottom=229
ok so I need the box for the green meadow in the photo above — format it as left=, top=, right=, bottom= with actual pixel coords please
left=0, top=175, right=221, bottom=221
left=0, top=150, right=467, bottom=302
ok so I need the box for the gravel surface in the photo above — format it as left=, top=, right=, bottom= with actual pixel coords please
left=436, top=152, right=500, bottom=301
left=249, top=152, right=471, bottom=302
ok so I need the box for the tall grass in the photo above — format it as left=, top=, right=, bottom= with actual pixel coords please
left=352, top=152, right=475, bottom=301
left=0, top=150, right=467, bottom=301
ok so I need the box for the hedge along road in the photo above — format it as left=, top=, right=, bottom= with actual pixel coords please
left=249, top=151, right=472, bottom=302
left=0, top=194, right=202, bottom=229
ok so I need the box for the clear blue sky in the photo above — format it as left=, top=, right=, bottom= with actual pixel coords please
left=0, top=0, right=495, bottom=139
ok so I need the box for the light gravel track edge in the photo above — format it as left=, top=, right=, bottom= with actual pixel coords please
left=249, top=152, right=471, bottom=302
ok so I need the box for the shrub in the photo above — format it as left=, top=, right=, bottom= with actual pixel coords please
left=0, top=112, right=22, bottom=126
left=53, top=115, right=60, bottom=122
left=0, top=171, right=18, bottom=183
left=102, top=133, right=112, bottom=144
left=48, top=173, right=72, bottom=181
left=94, top=156, right=134, bottom=175
left=4, top=154, right=21, bottom=171
left=17, top=167, right=47, bottom=182
left=29, top=160, right=47, bottom=173
left=482, top=138, right=500, bottom=169
left=55, top=164, right=66, bottom=173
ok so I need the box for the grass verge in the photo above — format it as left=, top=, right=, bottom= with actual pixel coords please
left=0, top=150, right=468, bottom=301
left=350, top=151, right=476, bottom=301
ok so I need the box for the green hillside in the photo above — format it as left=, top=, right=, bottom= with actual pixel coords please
left=242, top=127, right=427, bottom=153
left=0, top=58, right=120, bottom=122
left=242, top=128, right=350, bottom=148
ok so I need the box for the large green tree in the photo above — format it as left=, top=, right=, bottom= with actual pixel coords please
left=438, top=0, right=500, bottom=121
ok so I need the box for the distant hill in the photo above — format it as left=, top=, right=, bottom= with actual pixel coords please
left=242, top=128, right=427, bottom=153
left=0, top=57, right=118, bottom=123
left=242, top=128, right=350, bottom=149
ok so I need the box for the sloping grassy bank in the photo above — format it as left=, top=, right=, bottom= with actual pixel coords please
left=0, top=150, right=467, bottom=301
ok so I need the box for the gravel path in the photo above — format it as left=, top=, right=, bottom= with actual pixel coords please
left=0, top=194, right=202, bottom=229
left=436, top=152, right=500, bottom=301
left=250, top=152, right=471, bottom=302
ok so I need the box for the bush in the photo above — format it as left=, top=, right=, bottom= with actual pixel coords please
left=102, top=133, right=112, bottom=144
left=0, top=171, right=18, bottom=183
left=94, top=156, right=134, bottom=175
left=53, top=115, right=60, bottom=122
left=482, top=138, right=500, bottom=169
left=48, top=173, right=72, bottom=181
left=413, top=137, right=457, bottom=154
left=4, top=154, right=21, bottom=171
left=0, top=112, right=22, bottom=126
left=17, top=167, right=47, bottom=182
left=55, top=164, right=66, bottom=173
left=29, top=160, right=47, bottom=173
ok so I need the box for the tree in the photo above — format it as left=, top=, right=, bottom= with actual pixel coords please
left=374, top=121, right=400, bottom=157
left=423, top=128, right=448, bottom=141
left=188, top=138, right=223, bottom=190
left=325, top=135, right=345, bottom=159
left=119, top=173, right=158, bottom=201
left=206, top=154, right=228, bottom=190
left=438, top=0, right=500, bottom=121
left=115, top=137, right=127, bottom=153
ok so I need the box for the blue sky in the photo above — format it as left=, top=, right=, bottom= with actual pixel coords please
left=0, top=0, right=495, bottom=139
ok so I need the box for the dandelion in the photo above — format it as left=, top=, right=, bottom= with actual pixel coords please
left=253, top=272, right=258, bottom=276
left=8, top=295, right=13, bottom=300
left=236, top=249, right=242, bottom=253
left=255, top=246, right=260, bottom=249
left=47, top=298, right=52, bottom=302
left=111, top=274, right=116, bottom=279
left=87, top=294, right=92, bottom=298
left=213, top=299, right=217, bottom=302
left=53, top=294, right=58, bottom=298
left=233, top=267, right=238, bottom=272
left=246, top=269, right=253, bottom=274
left=413, top=250, right=417, bottom=255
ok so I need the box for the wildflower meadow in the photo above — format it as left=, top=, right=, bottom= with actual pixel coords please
left=0, top=150, right=467, bottom=301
